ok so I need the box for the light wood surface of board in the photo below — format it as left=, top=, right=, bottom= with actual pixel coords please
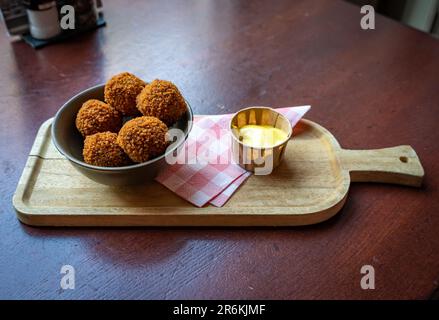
left=13, top=118, right=424, bottom=227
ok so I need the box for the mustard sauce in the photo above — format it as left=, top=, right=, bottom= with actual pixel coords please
left=238, top=125, right=288, bottom=148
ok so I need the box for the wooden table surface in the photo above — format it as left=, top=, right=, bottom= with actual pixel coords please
left=1, top=0, right=438, bottom=299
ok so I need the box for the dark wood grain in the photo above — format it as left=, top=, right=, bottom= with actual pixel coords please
left=1, top=0, right=438, bottom=299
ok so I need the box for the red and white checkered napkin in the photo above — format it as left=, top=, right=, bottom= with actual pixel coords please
left=155, top=106, right=311, bottom=207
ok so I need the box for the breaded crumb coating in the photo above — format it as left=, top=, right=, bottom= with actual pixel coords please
left=136, top=79, right=187, bottom=125
left=105, top=72, right=146, bottom=116
left=76, top=99, right=122, bottom=137
left=117, top=116, right=169, bottom=163
left=83, top=132, right=131, bottom=167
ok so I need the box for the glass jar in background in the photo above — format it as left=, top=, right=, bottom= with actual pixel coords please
left=24, top=0, right=61, bottom=40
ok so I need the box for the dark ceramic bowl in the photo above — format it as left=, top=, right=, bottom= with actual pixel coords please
left=51, top=84, right=193, bottom=186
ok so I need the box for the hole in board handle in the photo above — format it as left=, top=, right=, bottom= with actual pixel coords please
left=399, top=156, right=408, bottom=163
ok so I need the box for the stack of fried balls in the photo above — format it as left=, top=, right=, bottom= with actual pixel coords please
left=75, top=72, right=187, bottom=167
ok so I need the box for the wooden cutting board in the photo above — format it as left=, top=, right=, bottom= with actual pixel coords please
left=13, top=118, right=424, bottom=227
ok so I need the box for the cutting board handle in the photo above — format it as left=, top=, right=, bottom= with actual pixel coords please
left=339, top=145, right=424, bottom=187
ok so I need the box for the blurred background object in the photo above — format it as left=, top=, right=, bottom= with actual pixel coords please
left=0, top=0, right=29, bottom=35
left=348, top=0, right=439, bottom=37
left=0, top=0, right=105, bottom=47
left=24, top=0, right=62, bottom=40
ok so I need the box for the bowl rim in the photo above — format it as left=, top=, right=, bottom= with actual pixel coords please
left=51, top=83, right=194, bottom=172
left=229, top=106, right=293, bottom=149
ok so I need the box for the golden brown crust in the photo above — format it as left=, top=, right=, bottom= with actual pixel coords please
left=104, top=72, right=146, bottom=116
left=75, top=99, right=122, bottom=137
left=136, top=79, right=187, bottom=125
left=83, top=132, right=131, bottom=167
left=117, top=116, right=169, bottom=163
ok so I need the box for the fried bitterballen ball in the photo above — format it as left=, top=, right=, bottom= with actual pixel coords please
left=117, top=116, right=169, bottom=163
left=75, top=99, right=122, bottom=137
left=83, top=132, right=131, bottom=167
left=104, top=72, right=146, bottom=116
left=136, top=79, right=187, bottom=125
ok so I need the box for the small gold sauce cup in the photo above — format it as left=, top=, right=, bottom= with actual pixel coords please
left=230, top=107, right=292, bottom=175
